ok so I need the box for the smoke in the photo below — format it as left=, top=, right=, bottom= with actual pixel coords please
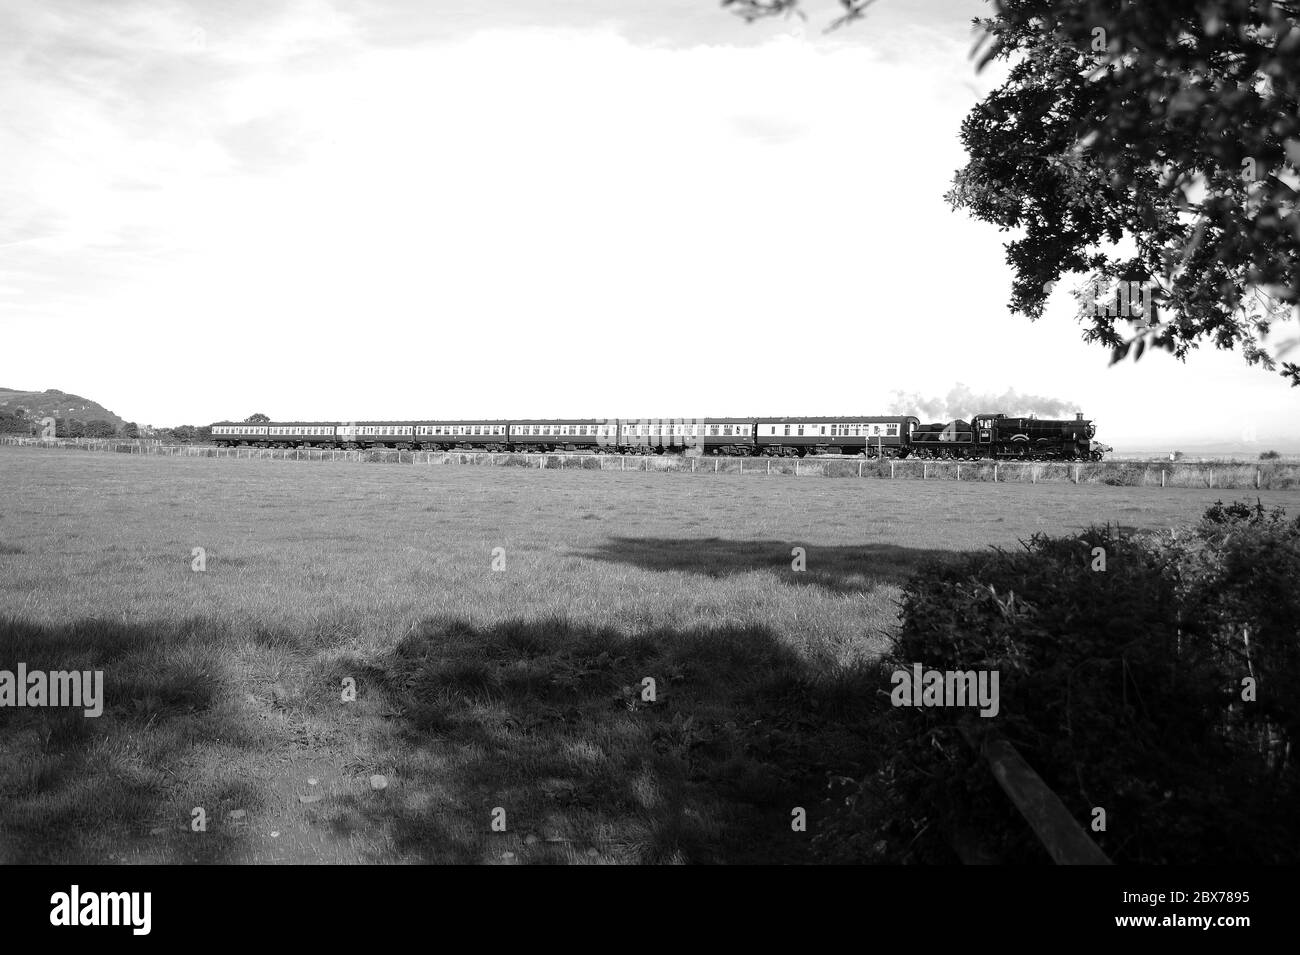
left=887, top=383, right=1079, bottom=422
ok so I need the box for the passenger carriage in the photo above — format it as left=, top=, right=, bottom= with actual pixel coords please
left=508, top=420, right=612, bottom=453
left=210, top=421, right=271, bottom=447
left=754, top=416, right=919, bottom=457
left=414, top=421, right=510, bottom=451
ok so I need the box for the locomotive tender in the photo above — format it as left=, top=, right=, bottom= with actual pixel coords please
left=210, top=412, right=1108, bottom=460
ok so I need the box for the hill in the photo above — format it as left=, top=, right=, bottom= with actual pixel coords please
left=0, top=387, right=125, bottom=429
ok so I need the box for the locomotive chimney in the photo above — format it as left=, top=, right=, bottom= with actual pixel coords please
left=1076, top=412, right=1083, bottom=420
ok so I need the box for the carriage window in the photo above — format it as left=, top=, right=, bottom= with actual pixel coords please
left=797, top=425, right=805, bottom=436
left=723, top=425, right=733, bottom=436
left=783, top=425, right=790, bottom=436
left=820, top=426, right=826, bottom=435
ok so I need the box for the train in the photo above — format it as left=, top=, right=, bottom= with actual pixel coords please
left=209, top=413, right=1110, bottom=460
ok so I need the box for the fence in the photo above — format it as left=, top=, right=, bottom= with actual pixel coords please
left=3, top=436, right=1298, bottom=489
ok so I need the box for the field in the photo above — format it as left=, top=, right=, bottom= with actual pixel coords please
left=3, top=446, right=1299, bottom=864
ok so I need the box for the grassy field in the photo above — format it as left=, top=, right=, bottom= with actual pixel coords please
left=3, top=446, right=1299, bottom=864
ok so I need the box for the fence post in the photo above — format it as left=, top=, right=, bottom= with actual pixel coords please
left=1031, top=465, right=1036, bottom=484
left=769, top=459, right=773, bottom=476
left=795, top=459, right=799, bottom=476
left=1161, top=469, right=1165, bottom=488
left=890, top=460, right=895, bottom=479
left=1208, top=468, right=1213, bottom=488
left=1074, top=465, right=1080, bottom=484
left=714, top=457, right=719, bottom=473
left=957, top=464, right=961, bottom=481
left=994, top=463, right=998, bottom=482
left=692, top=458, right=697, bottom=473
left=923, top=463, right=927, bottom=480
left=1256, top=468, right=1261, bottom=489
left=858, top=460, right=863, bottom=478
left=540, top=455, right=545, bottom=469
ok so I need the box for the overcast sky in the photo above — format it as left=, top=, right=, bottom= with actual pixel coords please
left=2, top=0, right=1297, bottom=448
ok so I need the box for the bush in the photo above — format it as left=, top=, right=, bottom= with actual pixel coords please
left=817, top=501, right=1300, bottom=864
left=1260, top=449, right=1281, bottom=460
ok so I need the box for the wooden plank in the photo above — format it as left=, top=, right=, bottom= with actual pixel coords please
left=959, top=721, right=1111, bottom=866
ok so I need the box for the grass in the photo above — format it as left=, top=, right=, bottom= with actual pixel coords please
left=3, top=446, right=1299, bottom=864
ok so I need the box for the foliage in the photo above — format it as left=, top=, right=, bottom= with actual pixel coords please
left=1260, top=448, right=1282, bottom=459
left=120, top=422, right=139, bottom=439
left=55, top=418, right=84, bottom=439
left=83, top=420, right=115, bottom=439
left=245, top=413, right=270, bottom=423
left=946, top=0, right=1300, bottom=383
left=0, top=410, right=31, bottom=434
left=818, top=500, right=1300, bottom=864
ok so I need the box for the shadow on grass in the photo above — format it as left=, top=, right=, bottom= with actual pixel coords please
left=579, top=537, right=962, bottom=596
left=2, top=612, right=914, bottom=864
left=321, top=615, right=897, bottom=864
left=0, top=615, right=282, bottom=864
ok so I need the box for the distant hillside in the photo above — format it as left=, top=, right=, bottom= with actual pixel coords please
left=0, top=388, right=125, bottom=429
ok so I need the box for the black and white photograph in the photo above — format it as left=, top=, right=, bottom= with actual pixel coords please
left=1, top=0, right=1296, bottom=933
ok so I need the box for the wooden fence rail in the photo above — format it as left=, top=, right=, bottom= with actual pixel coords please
left=958, top=720, right=1112, bottom=865
left=2, top=437, right=1293, bottom=489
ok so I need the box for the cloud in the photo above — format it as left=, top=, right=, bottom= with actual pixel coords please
left=888, top=383, right=1081, bottom=422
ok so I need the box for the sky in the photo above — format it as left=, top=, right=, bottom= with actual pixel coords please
left=1, top=0, right=1298, bottom=449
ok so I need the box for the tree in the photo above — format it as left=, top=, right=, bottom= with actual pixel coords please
left=246, top=413, right=270, bottom=423
left=196, top=425, right=213, bottom=443
left=723, top=0, right=1300, bottom=383
left=84, top=420, right=115, bottom=439
left=172, top=425, right=198, bottom=443
left=0, top=410, right=30, bottom=434
left=946, top=0, right=1300, bottom=383
left=57, top=418, right=86, bottom=439
left=120, top=422, right=139, bottom=439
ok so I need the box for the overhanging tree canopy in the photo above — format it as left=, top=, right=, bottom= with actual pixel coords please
left=725, top=0, right=1300, bottom=383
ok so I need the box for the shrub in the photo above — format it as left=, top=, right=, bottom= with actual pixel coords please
left=1260, top=449, right=1281, bottom=460
left=818, top=501, right=1300, bottom=864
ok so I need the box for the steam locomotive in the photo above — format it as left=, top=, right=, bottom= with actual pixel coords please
left=209, top=412, right=1108, bottom=460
